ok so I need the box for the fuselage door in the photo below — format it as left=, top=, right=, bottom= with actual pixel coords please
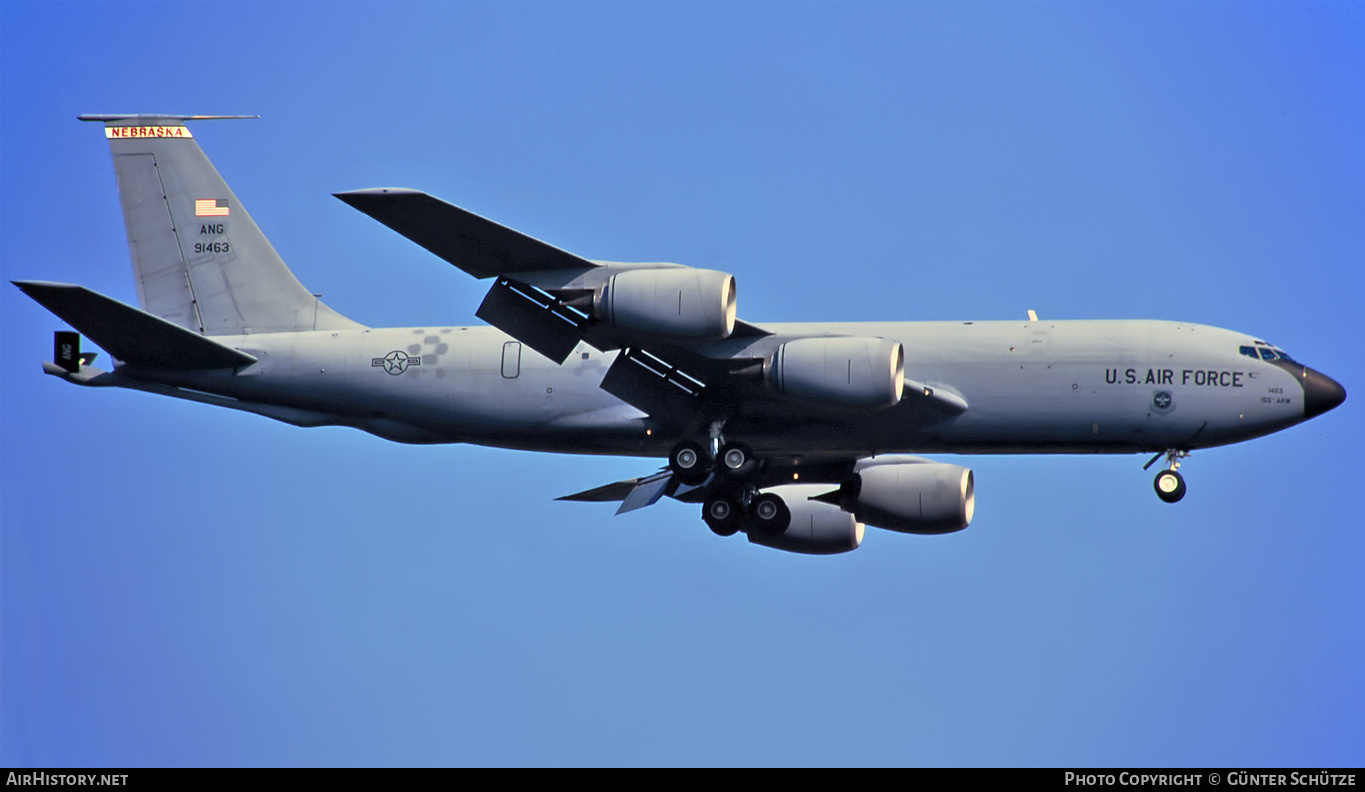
left=501, top=341, right=521, bottom=378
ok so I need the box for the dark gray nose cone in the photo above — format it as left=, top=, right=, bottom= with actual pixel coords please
left=1303, top=367, right=1346, bottom=419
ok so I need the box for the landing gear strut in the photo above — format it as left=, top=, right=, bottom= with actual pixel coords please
left=1146, top=449, right=1190, bottom=503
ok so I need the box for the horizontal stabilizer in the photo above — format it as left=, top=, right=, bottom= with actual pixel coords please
left=13, top=281, right=257, bottom=369
left=334, top=189, right=598, bottom=279
left=78, top=114, right=259, bottom=123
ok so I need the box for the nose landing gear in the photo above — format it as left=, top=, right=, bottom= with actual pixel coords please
left=1154, top=469, right=1186, bottom=503
left=1145, top=449, right=1190, bottom=503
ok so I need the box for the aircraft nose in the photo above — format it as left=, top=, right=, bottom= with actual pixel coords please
left=1302, top=367, right=1346, bottom=419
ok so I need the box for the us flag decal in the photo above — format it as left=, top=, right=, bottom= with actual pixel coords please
left=195, top=199, right=230, bottom=217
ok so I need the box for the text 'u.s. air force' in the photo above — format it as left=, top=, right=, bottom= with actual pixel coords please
left=1105, top=368, right=1245, bottom=387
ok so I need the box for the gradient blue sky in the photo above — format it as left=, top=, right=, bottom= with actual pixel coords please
left=2, top=1, right=1361, bottom=767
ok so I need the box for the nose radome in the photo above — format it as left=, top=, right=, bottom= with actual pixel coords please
left=1303, top=367, right=1346, bottom=419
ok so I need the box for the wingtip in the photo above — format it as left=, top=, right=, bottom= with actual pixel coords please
left=12, top=280, right=76, bottom=293
left=334, top=188, right=427, bottom=200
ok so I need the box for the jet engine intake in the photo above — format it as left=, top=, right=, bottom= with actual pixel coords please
left=765, top=337, right=905, bottom=409
left=595, top=268, right=736, bottom=341
left=745, top=484, right=865, bottom=555
left=840, top=460, right=974, bottom=535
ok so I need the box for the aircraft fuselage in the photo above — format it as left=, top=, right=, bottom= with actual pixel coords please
left=98, top=317, right=1319, bottom=458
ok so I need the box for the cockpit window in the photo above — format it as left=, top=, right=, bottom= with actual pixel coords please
left=1243, top=345, right=1298, bottom=363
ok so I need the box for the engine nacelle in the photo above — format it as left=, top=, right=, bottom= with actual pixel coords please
left=845, top=460, right=974, bottom=535
left=594, top=268, right=736, bottom=341
left=745, top=484, right=864, bottom=555
left=765, top=337, right=905, bottom=409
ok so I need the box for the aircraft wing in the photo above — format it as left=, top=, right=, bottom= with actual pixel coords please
left=336, top=188, right=771, bottom=367
left=336, top=190, right=964, bottom=437
left=333, top=189, right=597, bottom=279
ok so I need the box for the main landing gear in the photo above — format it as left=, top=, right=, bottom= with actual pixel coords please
left=1145, top=449, right=1190, bottom=503
left=668, top=438, right=757, bottom=485
left=669, top=436, right=787, bottom=537
left=701, top=490, right=791, bottom=537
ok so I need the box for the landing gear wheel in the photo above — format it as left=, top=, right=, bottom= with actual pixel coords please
left=703, top=496, right=742, bottom=537
left=1154, top=469, right=1186, bottom=503
left=750, top=493, right=791, bottom=534
left=670, top=441, right=709, bottom=485
left=718, top=442, right=757, bottom=479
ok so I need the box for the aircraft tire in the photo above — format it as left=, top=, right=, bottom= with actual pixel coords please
left=751, top=493, right=791, bottom=534
left=670, top=441, right=710, bottom=485
left=703, top=497, right=742, bottom=536
left=718, top=442, right=757, bottom=479
left=1154, top=470, right=1186, bottom=503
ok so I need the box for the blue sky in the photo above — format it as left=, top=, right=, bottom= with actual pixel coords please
left=2, top=1, right=1361, bottom=767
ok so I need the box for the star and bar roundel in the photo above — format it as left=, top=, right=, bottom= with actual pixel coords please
left=372, top=350, right=422, bottom=375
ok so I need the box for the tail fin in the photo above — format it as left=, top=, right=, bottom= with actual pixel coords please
left=79, top=114, right=362, bottom=335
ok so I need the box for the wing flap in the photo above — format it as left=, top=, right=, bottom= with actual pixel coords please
left=14, top=281, right=257, bottom=369
left=598, top=346, right=714, bottom=431
left=558, top=471, right=677, bottom=515
left=615, top=471, right=674, bottom=515
left=475, top=277, right=587, bottom=364
left=334, top=189, right=597, bottom=279
left=557, top=478, right=644, bottom=503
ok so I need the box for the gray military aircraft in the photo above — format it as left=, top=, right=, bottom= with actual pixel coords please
left=14, top=115, right=1347, bottom=554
